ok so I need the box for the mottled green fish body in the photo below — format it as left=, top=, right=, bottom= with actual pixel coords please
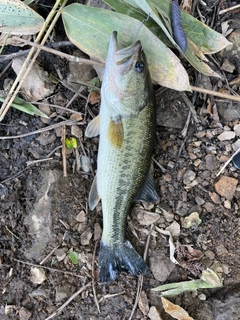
left=85, top=32, right=158, bottom=282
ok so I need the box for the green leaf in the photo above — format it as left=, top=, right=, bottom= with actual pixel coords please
left=65, top=137, right=77, bottom=149
left=68, top=251, right=78, bottom=265
left=62, top=4, right=190, bottom=91
left=0, top=95, right=49, bottom=118
left=105, top=0, right=231, bottom=77
left=0, top=0, right=44, bottom=35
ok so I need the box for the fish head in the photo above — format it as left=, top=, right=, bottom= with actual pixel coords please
left=102, top=31, right=152, bottom=118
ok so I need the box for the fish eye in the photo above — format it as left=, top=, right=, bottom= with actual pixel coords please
left=135, top=61, right=144, bottom=73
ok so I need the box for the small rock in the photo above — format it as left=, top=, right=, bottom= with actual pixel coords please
left=19, top=307, right=32, bottom=320
left=36, top=131, right=56, bottom=145
left=137, top=210, right=160, bottom=226
left=149, top=251, right=175, bottom=282
left=159, top=203, right=174, bottom=222
left=55, top=285, right=72, bottom=302
left=215, top=176, right=238, bottom=200
left=165, top=221, right=180, bottom=237
left=182, top=212, right=201, bottom=229
left=204, top=201, right=216, bottom=212
left=71, top=125, right=82, bottom=139
left=138, top=291, right=149, bottom=316
left=216, top=243, right=228, bottom=255
left=76, top=210, right=86, bottom=223
left=81, top=228, right=93, bottom=245
left=234, top=124, right=240, bottom=136
left=221, top=59, right=235, bottom=73
left=30, top=267, right=46, bottom=284
left=94, top=222, right=102, bottom=241
left=232, top=139, right=240, bottom=151
left=195, top=196, right=205, bottom=205
left=81, top=155, right=91, bottom=172
left=217, top=131, right=236, bottom=141
left=205, top=250, right=215, bottom=260
left=209, top=191, right=222, bottom=204
left=39, top=103, right=51, bottom=124
left=183, top=170, right=196, bottom=184
left=224, top=200, right=231, bottom=209
left=148, top=306, right=163, bottom=320
left=55, top=248, right=67, bottom=262
left=198, top=293, right=207, bottom=301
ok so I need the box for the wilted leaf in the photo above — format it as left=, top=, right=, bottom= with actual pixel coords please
left=68, top=251, right=78, bottom=265
left=201, top=268, right=222, bottom=286
left=0, top=0, right=44, bottom=35
left=0, top=95, right=49, bottom=118
left=161, top=297, right=194, bottom=320
left=62, top=4, right=190, bottom=91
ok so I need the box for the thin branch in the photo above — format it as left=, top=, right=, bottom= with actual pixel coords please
left=44, top=282, right=92, bottom=320
left=190, top=85, right=240, bottom=102
left=14, top=259, right=85, bottom=279
left=0, top=119, right=78, bottom=140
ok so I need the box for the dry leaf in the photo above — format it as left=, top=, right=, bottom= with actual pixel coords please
left=161, top=297, right=194, bottom=320
left=138, top=290, right=149, bottom=316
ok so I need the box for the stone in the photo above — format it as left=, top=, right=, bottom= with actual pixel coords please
left=234, top=124, right=240, bottom=136
left=81, top=228, right=93, bottom=245
left=183, top=170, right=196, bottom=184
left=137, top=210, right=160, bottom=226
left=217, top=131, right=236, bottom=141
left=215, top=176, right=238, bottom=200
left=148, top=306, right=163, bottom=320
left=149, top=251, right=175, bottom=282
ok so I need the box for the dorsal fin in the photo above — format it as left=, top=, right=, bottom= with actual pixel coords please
left=85, top=115, right=100, bottom=138
left=107, top=118, right=123, bottom=148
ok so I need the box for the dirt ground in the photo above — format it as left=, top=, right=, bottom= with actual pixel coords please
left=1, top=1, right=240, bottom=320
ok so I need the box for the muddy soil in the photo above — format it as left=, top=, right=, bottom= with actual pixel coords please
left=1, top=1, right=240, bottom=320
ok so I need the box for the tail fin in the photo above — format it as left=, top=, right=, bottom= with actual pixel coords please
left=98, top=240, right=148, bottom=283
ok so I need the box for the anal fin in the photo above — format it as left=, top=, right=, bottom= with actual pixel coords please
left=89, top=175, right=100, bottom=210
left=135, top=169, right=159, bottom=203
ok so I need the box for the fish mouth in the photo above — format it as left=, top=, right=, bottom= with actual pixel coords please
left=110, top=31, right=142, bottom=75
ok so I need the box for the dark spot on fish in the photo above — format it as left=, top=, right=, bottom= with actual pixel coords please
left=135, top=61, right=144, bottom=73
left=171, top=0, right=187, bottom=53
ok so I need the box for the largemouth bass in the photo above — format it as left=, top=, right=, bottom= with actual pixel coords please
left=85, top=31, right=158, bottom=282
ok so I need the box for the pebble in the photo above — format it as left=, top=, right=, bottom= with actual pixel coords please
left=166, top=221, right=180, bottom=236
left=71, top=125, right=82, bottom=139
left=217, top=131, right=236, bottom=141
left=81, top=155, right=92, bottom=172
left=36, top=131, right=56, bottom=145
left=234, top=124, right=240, bottom=136
left=224, top=200, right=231, bottom=209
left=195, top=196, right=205, bottom=205
left=19, top=307, right=32, bottom=320
left=149, top=251, right=175, bottom=282
left=75, top=210, right=86, bottom=223
left=80, top=228, right=93, bottom=245
left=216, top=243, right=228, bottom=255
left=137, top=210, right=160, bottom=226
left=94, top=223, right=102, bottom=240
left=148, top=306, right=163, bottom=320
left=205, top=250, right=215, bottom=260
left=215, top=175, right=238, bottom=200
left=209, top=191, right=222, bottom=204
left=55, top=248, right=67, bottom=262
left=183, top=170, right=196, bottom=184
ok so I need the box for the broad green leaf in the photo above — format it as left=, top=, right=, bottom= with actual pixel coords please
left=0, top=0, right=44, bottom=35
left=62, top=4, right=190, bottom=91
left=68, top=251, right=78, bottom=265
left=0, top=95, right=49, bottom=118
left=105, top=0, right=230, bottom=77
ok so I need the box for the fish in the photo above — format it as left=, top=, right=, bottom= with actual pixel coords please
left=85, top=31, right=159, bottom=283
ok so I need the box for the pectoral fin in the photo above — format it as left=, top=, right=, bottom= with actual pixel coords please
left=135, top=170, right=159, bottom=203
left=107, top=118, right=123, bottom=148
left=85, top=115, right=100, bottom=138
left=89, top=175, right=100, bottom=210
